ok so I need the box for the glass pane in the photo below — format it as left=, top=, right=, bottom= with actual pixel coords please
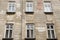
left=51, top=30, right=55, bottom=38
left=5, top=30, right=9, bottom=38
left=27, top=4, right=30, bottom=7
left=30, top=25, right=33, bottom=29
left=48, top=30, right=51, bottom=38
left=9, top=6, right=11, bottom=10
left=10, top=25, right=12, bottom=29
left=6, top=26, right=9, bottom=28
left=9, top=30, right=12, bottom=38
left=12, top=5, right=15, bottom=10
left=27, top=30, right=29, bottom=38
left=31, top=30, right=33, bottom=38
left=47, top=7, right=51, bottom=12
left=27, top=25, right=30, bottom=29
left=30, top=4, right=32, bottom=7
left=51, top=25, right=53, bottom=29
left=47, top=25, right=50, bottom=29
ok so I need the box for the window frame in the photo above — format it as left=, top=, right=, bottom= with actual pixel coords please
left=8, top=1, right=16, bottom=12
left=26, top=1, right=33, bottom=12
left=26, top=23, right=34, bottom=38
left=4, top=23, right=13, bottom=38
left=44, top=1, right=53, bottom=12
left=47, top=24, right=56, bottom=39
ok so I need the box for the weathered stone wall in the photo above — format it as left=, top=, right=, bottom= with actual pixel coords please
left=0, top=0, right=60, bottom=40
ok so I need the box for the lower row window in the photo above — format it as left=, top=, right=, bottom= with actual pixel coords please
left=5, top=23, right=13, bottom=38
left=4, top=23, right=56, bottom=39
left=26, top=23, right=34, bottom=38
left=47, top=24, right=56, bottom=39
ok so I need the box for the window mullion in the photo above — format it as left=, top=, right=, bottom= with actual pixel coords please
left=30, top=29, right=31, bottom=38
left=32, top=25, right=34, bottom=38
left=8, top=26, right=10, bottom=38
left=50, top=30, right=52, bottom=39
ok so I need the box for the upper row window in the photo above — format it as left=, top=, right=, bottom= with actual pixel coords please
left=26, top=2, right=33, bottom=12
left=44, top=1, right=53, bottom=13
left=8, top=1, right=15, bottom=12
left=7, top=1, right=53, bottom=13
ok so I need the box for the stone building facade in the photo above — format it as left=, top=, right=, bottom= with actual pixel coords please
left=0, top=0, right=60, bottom=40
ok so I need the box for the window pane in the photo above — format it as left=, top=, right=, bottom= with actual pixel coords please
left=9, top=30, right=12, bottom=38
left=27, top=25, right=30, bottom=29
left=31, top=30, right=33, bottom=38
left=51, top=25, right=53, bottom=29
left=48, top=30, right=51, bottom=38
left=47, top=25, right=50, bottom=29
left=6, top=26, right=9, bottom=28
left=30, top=25, right=33, bottom=29
left=10, top=25, right=12, bottom=29
left=27, top=30, right=29, bottom=38
left=51, top=30, right=55, bottom=38
left=5, top=30, right=9, bottom=38
left=47, top=25, right=53, bottom=29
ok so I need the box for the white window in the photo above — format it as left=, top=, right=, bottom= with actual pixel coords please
left=44, top=1, right=52, bottom=12
left=26, top=24, right=34, bottom=38
left=8, top=1, right=15, bottom=12
left=47, top=24, right=56, bottom=39
left=26, top=2, right=33, bottom=12
left=5, top=23, right=13, bottom=38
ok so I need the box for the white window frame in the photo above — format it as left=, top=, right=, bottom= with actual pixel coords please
left=44, top=1, right=52, bottom=12
left=5, top=23, right=13, bottom=38
left=47, top=24, right=56, bottom=39
left=26, top=2, right=33, bottom=12
left=8, top=1, right=16, bottom=12
left=26, top=23, right=34, bottom=38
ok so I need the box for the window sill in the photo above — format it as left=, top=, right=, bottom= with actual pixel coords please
left=47, top=38, right=57, bottom=40
left=25, top=38, right=36, bottom=40
left=6, top=12, right=15, bottom=15
left=44, top=12, right=53, bottom=14
left=2, top=38, right=13, bottom=40
left=25, top=12, right=34, bottom=14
